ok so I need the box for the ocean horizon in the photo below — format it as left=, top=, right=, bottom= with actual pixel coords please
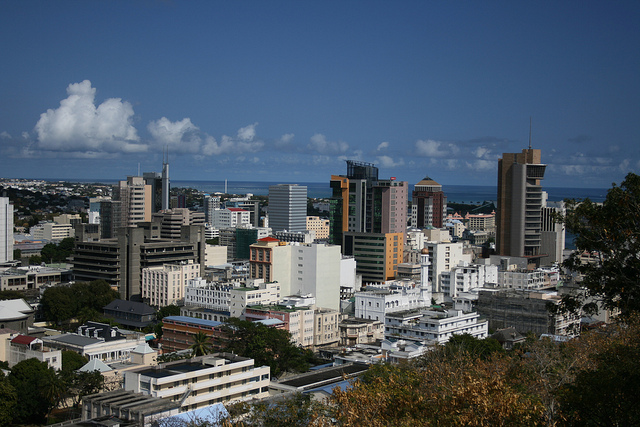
left=53, top=178, right=609, bottom=204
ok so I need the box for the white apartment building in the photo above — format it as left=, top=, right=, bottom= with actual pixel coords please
left=355, top=283, right=430, bottom=322
left=212, top=208, right=250, bottom=229
left=1, top=197, right=14, bottom=263
left=314, top=307, right=340, bottom=348
left=31, top=222, right=75, bottom=241
left=184, top=278, right=281, bottom=319
left=205, top=244, right=228, bottom=266
left=124, top=354, right=270, bottom=412
left=385, top=308, right=488, bottom=344
left=142, top=260, right=201, bottom=307
left=498, top=269, right=546, bottom=290
left=0, top=333, right=62, bottom=370
left=440, top=262, right=499, bottom=299
left=306, top=216, right=330, bottom=240
left=425, top=241, right=471, bottom=293
left=250, top=241, right=349, bottom=312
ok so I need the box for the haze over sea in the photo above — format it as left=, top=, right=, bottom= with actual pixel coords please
left=63, top=179, right=609, bottom=204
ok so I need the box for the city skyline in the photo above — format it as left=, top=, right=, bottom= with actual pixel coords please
left=1, top=1, right=638, bottom=188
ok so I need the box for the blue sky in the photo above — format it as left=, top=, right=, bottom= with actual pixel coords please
left=0, top=1, right=638, bottom=188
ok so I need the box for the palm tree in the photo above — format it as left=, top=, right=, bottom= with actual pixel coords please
left=189, top=331, right=213, bottom=357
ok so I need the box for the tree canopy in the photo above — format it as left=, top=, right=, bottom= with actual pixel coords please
left=562, top=172, right=640, bottom=316
left=221, top=318, right=314, bottom=377
left=41, top=279, right=119, bottom=325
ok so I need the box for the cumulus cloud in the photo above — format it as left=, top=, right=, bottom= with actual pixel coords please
left=376, top=141, right=389, bottom=151
left=307, top=133, right=349, bottom=155
left=377, top=155, right=404, bottom=168
left=201, top=125, right=265, bottom=156
left=147, top=117, right=201, bottom=154
left=415, top=139, right=459, bottom=157
left=34, top=80, right=144, bottom=153
left=465, top=159, right=495, bottom=171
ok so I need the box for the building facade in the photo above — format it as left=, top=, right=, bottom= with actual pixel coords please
left=411, top=176, right=446, bottom=228
left=0, top=197, right=13, bottom=263
left=496, top=148, right=546, bottom=259
left=142, top=260, right=201, bottom=307
left=268, top=184, right=307, bottom=233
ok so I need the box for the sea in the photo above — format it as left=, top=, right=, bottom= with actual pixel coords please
left=170, top=181, right=609, bottom=204
left=62, top=179, right=609, bottom=203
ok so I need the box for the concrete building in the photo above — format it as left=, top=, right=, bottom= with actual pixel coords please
left=385, top=308, right=488, bottom=344
left=424, top=241, right=471, bottom=295
left=225, top=198, right=262, bottom=228
left=113, top=176, right=153, bottom=229
left=42, top=332, right=146, bottom=363
left=0, top=298, right=34, bottom=333
left=440, top=262, right=499, bottom=299
left=244, top=304, right=315, bottom=347
left=1, top=333, right=62, bottom=370
left=249, top=239, right=346, bottom=311
left=477, top=288, right=580, bottom=336
left=124, top=354, right=270, bottom=411
left=205, top=244, right=228, bottom=266
left=540, top=195, right=566, bottom=266
left=203, top=194, right=221, bottom=225
left=268, top=184, right=307, bottom=233
left=306, top=216, right=330, bottom=240
left=0, top=265, right=69, bottom=292
left=152, top=208, right=205, bottom=240
left=338, top=318, right=384, bottom=346
left=0, top=197, right=13, bottom=263
left=343, top=232, right=404, bottom=283
left=411, top=176, right=447, bottom=228
left=142, top=260, right=201, bottom=307
left=30, top=221, right=75, bottom=241
left=466, top=212, right=496, bottom=233
left=73, top=224, right=205, bottom=301
left=160, top=315, right=225, bottom=354
left=211, top=208, right=250, bottom=229
left=496, top=148, right=546, bottom=259
left=103, top=299, right=156, bottom=329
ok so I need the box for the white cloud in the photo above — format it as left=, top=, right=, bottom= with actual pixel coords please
left=35, top=80, right=144, bottom=153
left=376, top=141, right=389, bottom=151
left=237, top=122, right=258, bottom=141
left=0, top=131, right=10, bottom=139
left=201, top=124, right=264, bottom=156
left=147, top=117, right=201, bottom=154
left=464, top=159, right=495, bottom=171
left=415, top=139, right=459, bottom=157
left=307, top=133, right=349, bottom=155
left=377, top=155, right=404, bottom=168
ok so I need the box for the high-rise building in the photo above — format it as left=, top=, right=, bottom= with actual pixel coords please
left=540, top=193, right=566, bottom=266
left=203, top=194, right=221, bottom=225
left=411, top=176, right=447, bottom=228
left=268, top=184, right=307, bottom=232
left=0, top=197, right=14, bottom=263
left=329, top=160, right=408, bottom=244
left=113, top=176, right=153, bottom=229
left=496, top=148, right=546, bottom=258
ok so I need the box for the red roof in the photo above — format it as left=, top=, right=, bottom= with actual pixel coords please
left=228, top=208, right=247, bottom=212
left=11, top=335, right=37, bottom=346
left=258, top=237, right=280, bottom=242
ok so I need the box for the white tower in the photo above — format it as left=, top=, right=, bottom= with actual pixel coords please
left=0, top=197, right=14, bottom=263
left=420, top=247, right=432, bottom=305
left=161, top=148, right=170, bottom=211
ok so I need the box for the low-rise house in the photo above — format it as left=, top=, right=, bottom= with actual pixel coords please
left=103, top=299, right=156, bottom=329
left=385, top=308, right=488, bottom=344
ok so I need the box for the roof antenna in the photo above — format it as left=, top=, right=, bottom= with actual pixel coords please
left=528, top=117, right=532, bottom=149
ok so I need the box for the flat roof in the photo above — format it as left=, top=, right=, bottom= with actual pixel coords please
left=278, top=364, right=369, bottom=389
left=163, top=316, right=222, bottom=328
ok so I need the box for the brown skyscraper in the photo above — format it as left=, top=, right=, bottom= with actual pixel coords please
left=496, top=148, right=546, bottom=258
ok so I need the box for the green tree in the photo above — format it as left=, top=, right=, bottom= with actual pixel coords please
left=157, top=304, right=181, bottom=320
left=12, top=248, right=21, bottom=260
left=29, top=254, right=43, bottom=265
left=562, top=173, right=640, bottom=316
left=190, top=331, right=214, bottom=357
left=62, top=350, right=88, bottom=372
left=221, top=318, right=311, bottom=377
left=0, top=373, right=17, bottom=427
left=444, top=333, right=505, bottom=360
left=8, top=358, right=57, bottom=424
left=232, top=392, right=330, bottom=426
left=0, top=290, right=23, bottom=300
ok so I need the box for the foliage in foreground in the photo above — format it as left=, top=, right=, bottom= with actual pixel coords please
left=219, top=322, right=640, bottom=427
left=562, top=172, right=640, bottom=316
